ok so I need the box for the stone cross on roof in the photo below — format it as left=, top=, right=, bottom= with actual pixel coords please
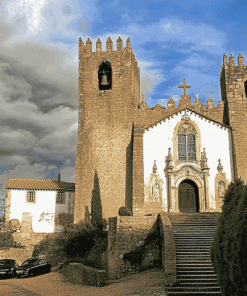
left=178, top=78, right=191, bottom=96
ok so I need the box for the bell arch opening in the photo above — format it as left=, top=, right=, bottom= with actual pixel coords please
left=178, top=179, right=199, bottom=213
left=98, top=62, right=112, bottom=91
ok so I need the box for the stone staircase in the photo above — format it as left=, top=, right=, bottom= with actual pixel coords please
left=166, top=213, right=222, bottom=296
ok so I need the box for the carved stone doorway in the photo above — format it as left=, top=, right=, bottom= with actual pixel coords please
left=178, top=179, right=199, bottom=213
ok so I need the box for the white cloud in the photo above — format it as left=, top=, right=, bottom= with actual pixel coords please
left=161, top=22, right=185, bottom=35
left=140, top=70, right=162, bottom=103
left=127, top=18, right=226, bottom=54
left=6, top=0, right=54, bottom=36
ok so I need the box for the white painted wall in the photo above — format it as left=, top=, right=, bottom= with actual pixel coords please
left=9, top=190, right=74, bottom=233
left=143, top=111, right=232, bottom=211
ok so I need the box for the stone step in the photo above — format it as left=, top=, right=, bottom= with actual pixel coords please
left=177, top=267, right=214, bottom=272
left=166, top=287, right=221, bottom=292
left=172, top=223, right=219, bottom=225
left=173, top=231, right=217, bottom=234
left=166, top=292, right=222, bottom=295
left=177, top=278, right=218, bottom=283
left=176, top=260, right=212, bottom=264
left=167, top=213, right=221, bottom=296
left=177, top=271, right=216, bottom=275
left=174, top=236, right=215, bottom=240
left=177, top=274, right=218, bottom=278
left=176, top=250, right=211, bottom=254
left=176, top=251, right=211, bottom=255
left=178, top=282, right=219, bottom=287
left=175, top=240, right=211, bottom=247
left=177, top=263, right=213, bottom=267
left=166, top=289, right=222, bottom=296
left=172, top=227, right=217, bottom=230
left=176, top=245, right=211, bottom=249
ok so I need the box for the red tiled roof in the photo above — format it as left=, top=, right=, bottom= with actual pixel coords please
left=6, top=179, right=75, bottom=191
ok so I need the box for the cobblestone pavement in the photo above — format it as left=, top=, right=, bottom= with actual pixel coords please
left=0, top=268, right=167, bottom=296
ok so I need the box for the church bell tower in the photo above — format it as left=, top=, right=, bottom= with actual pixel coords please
left=74, top=37, right=140, bottom=224
left=220, top=53, right=247, bottom=182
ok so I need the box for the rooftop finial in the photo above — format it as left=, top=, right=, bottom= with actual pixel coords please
left=153, top=160, right=157, bottom=174
left=217, top=159, right=223, bottom=173
left=58, top=172, right=61, bottom=182
left=167, top=94, right=175, bottom=109
left=201, top=148, right=208, bottom=169
left=206, top=97, right=214, bottom=108
left=167, top=148, right=174, bottom=169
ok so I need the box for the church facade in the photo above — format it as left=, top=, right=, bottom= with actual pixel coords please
left=74, top=37, right=247, bottom=223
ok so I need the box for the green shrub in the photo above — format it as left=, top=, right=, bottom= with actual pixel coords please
left=0, top=219, right=23, bottom=249
left=211, top=179, right=247, bottom=296
left=32, top=222, right=108, bottom=269
left=0, top=230, right=23, bottom=249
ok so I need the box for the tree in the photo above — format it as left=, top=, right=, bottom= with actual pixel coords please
left=211, top=179, right=247, bottom=296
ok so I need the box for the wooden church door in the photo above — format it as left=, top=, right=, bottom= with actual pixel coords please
left=178, top=180, right=199, bottom=212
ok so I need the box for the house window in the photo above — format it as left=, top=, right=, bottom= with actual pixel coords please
left=177, top=122, right=196, bottom=162
left=27, top=191, right=35, bottom=202
left=56, top=192, right=64, bottom=203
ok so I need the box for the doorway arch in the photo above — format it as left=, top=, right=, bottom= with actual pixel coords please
left=178, top=179, right=199, bottom=212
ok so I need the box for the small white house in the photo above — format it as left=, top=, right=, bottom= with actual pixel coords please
left=5, top=174, right=75, bottom=233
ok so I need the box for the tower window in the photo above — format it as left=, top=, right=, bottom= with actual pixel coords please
left=244, top=81, right=247, bottom=98
left=98, top=62, right=112, bottom=91
left=177, top=122, right=196, bottom=161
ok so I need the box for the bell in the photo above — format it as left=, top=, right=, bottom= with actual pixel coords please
left=101, top=70, right=108, bottom=85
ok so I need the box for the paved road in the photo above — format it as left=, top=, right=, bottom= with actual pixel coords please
left=0, top=269, right=167, bottom=296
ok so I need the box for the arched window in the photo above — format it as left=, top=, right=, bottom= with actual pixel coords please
left=177, top=122, right=196, bottom=161
left=98, top=62, right=112, bottom=91
left=244, top=80, right=247, bottom=98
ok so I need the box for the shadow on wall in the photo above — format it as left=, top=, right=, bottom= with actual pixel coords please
left=125, top=128, right=133, bottom=214
left=91, top=171, right=106, bottom=230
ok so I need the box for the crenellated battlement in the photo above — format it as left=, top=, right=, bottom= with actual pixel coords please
left=79, top=36, right=133, bottom=54
left=221, top=53, right=247, bottom=77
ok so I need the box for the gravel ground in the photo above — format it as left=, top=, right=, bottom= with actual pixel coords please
left=0, top=268, right=167, bottom=296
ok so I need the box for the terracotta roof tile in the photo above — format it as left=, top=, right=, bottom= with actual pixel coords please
left=6, top=179, right=75, bottom=191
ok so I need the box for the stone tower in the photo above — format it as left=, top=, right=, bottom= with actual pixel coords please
left=74, top=37, right=140, bottom=223
left=220, top=53, right=247, bottom=182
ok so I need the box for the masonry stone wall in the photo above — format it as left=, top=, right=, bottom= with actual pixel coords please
left=0, top=232, right=48, bottom=265
left=220, top=53, right=247, bottom=183
left=108, top=215, right=159, bottom=279
left=75, top=37, right=140, bottom=223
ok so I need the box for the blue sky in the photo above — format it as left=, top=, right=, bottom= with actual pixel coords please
left=0, top=0, right=246, bottom=211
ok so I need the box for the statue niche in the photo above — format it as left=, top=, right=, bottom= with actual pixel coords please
left=144, top=161, right=163, bottom=215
